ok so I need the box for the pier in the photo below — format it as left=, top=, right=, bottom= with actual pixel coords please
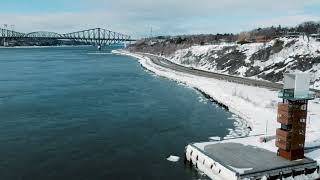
left=185, top=139, right=318, bottom=180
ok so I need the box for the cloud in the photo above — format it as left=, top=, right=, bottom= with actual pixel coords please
left=0, top=0, right=320, bottom=38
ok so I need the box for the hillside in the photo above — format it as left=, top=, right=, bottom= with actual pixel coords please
left=127, top=34, right=236, bottom=55
left=129, top=36, right=320, bottom=89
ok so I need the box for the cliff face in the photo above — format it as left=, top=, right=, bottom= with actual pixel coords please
left=128, top=37, right=320, bottom=89
left=169, top=37, right=320, bottom=86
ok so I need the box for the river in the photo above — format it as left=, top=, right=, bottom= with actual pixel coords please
left=0, top=47, right=235, bottom=180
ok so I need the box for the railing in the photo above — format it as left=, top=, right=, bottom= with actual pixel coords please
left=278, top=89, right=315, bottom=100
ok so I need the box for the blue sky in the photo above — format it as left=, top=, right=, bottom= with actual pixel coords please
left=1, top=0, right=86, bottom=13
left=1, top=0, right=320, bottom=38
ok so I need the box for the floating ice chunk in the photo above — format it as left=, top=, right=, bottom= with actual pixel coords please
left=209, top=136, right=221, bottom=141
left=166, top=155, right=180, bottom=162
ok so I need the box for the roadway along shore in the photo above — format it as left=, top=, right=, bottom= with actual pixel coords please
left=138, top=52, right=320, bottom=96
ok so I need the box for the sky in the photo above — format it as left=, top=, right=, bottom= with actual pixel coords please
left=1, top=0, right=320, bottom=38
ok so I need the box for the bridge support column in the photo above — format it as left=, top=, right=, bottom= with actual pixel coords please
left=3, top=38, right=7, bottom=47
left=3, top=38, right=9, bottom=47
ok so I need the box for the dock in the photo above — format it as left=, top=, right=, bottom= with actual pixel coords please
left=185, top=140, right=319, bottom=180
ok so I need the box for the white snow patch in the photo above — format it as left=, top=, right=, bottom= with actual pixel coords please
left=209, top=136, right=221, bottom=141
left=228, top=166, right=253, bottom=174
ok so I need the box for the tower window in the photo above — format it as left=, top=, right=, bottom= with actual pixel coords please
left=281, top=124, right=292, bottom=131
left=300, top=118, right=306, bottom=123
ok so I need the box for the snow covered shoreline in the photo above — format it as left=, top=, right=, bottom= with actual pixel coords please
left=112, top=49, right=320, bottom=173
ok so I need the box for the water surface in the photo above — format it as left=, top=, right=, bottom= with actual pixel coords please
left=0, top=47, right=235, bottom=180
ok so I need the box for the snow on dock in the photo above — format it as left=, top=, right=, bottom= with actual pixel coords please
left=186, top=138, right=319, bottom=180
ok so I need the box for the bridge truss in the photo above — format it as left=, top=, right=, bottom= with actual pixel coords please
left=0, top=28, right=134, bottom=46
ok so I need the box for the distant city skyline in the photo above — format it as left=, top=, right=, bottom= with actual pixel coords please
left=1, top=0, right=320, bottom=38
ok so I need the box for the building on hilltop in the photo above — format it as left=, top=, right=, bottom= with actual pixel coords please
left=285, top=32, right=302, bottom=38
left=255, top=35, right=274, bottom=43
left=310, top=34, right=320, bottom=41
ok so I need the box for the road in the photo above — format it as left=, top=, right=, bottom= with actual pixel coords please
left=141, top=53, right=320, bottom=96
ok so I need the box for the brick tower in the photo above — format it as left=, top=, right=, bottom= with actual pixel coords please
left=276, top=73, right=315, bottom=161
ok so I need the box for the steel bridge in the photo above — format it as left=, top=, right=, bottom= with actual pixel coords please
left=0, top=27, right=134, bottom=46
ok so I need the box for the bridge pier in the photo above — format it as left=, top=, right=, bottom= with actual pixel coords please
left=3, top=38, right=8, bottom=47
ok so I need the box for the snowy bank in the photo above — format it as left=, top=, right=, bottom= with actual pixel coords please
left=168, top=37, right=320, bottom=90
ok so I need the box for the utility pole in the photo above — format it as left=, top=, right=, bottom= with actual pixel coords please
left=265, top=119, right=268, bottom=135
left=150, top=26, right=153, bottom=39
